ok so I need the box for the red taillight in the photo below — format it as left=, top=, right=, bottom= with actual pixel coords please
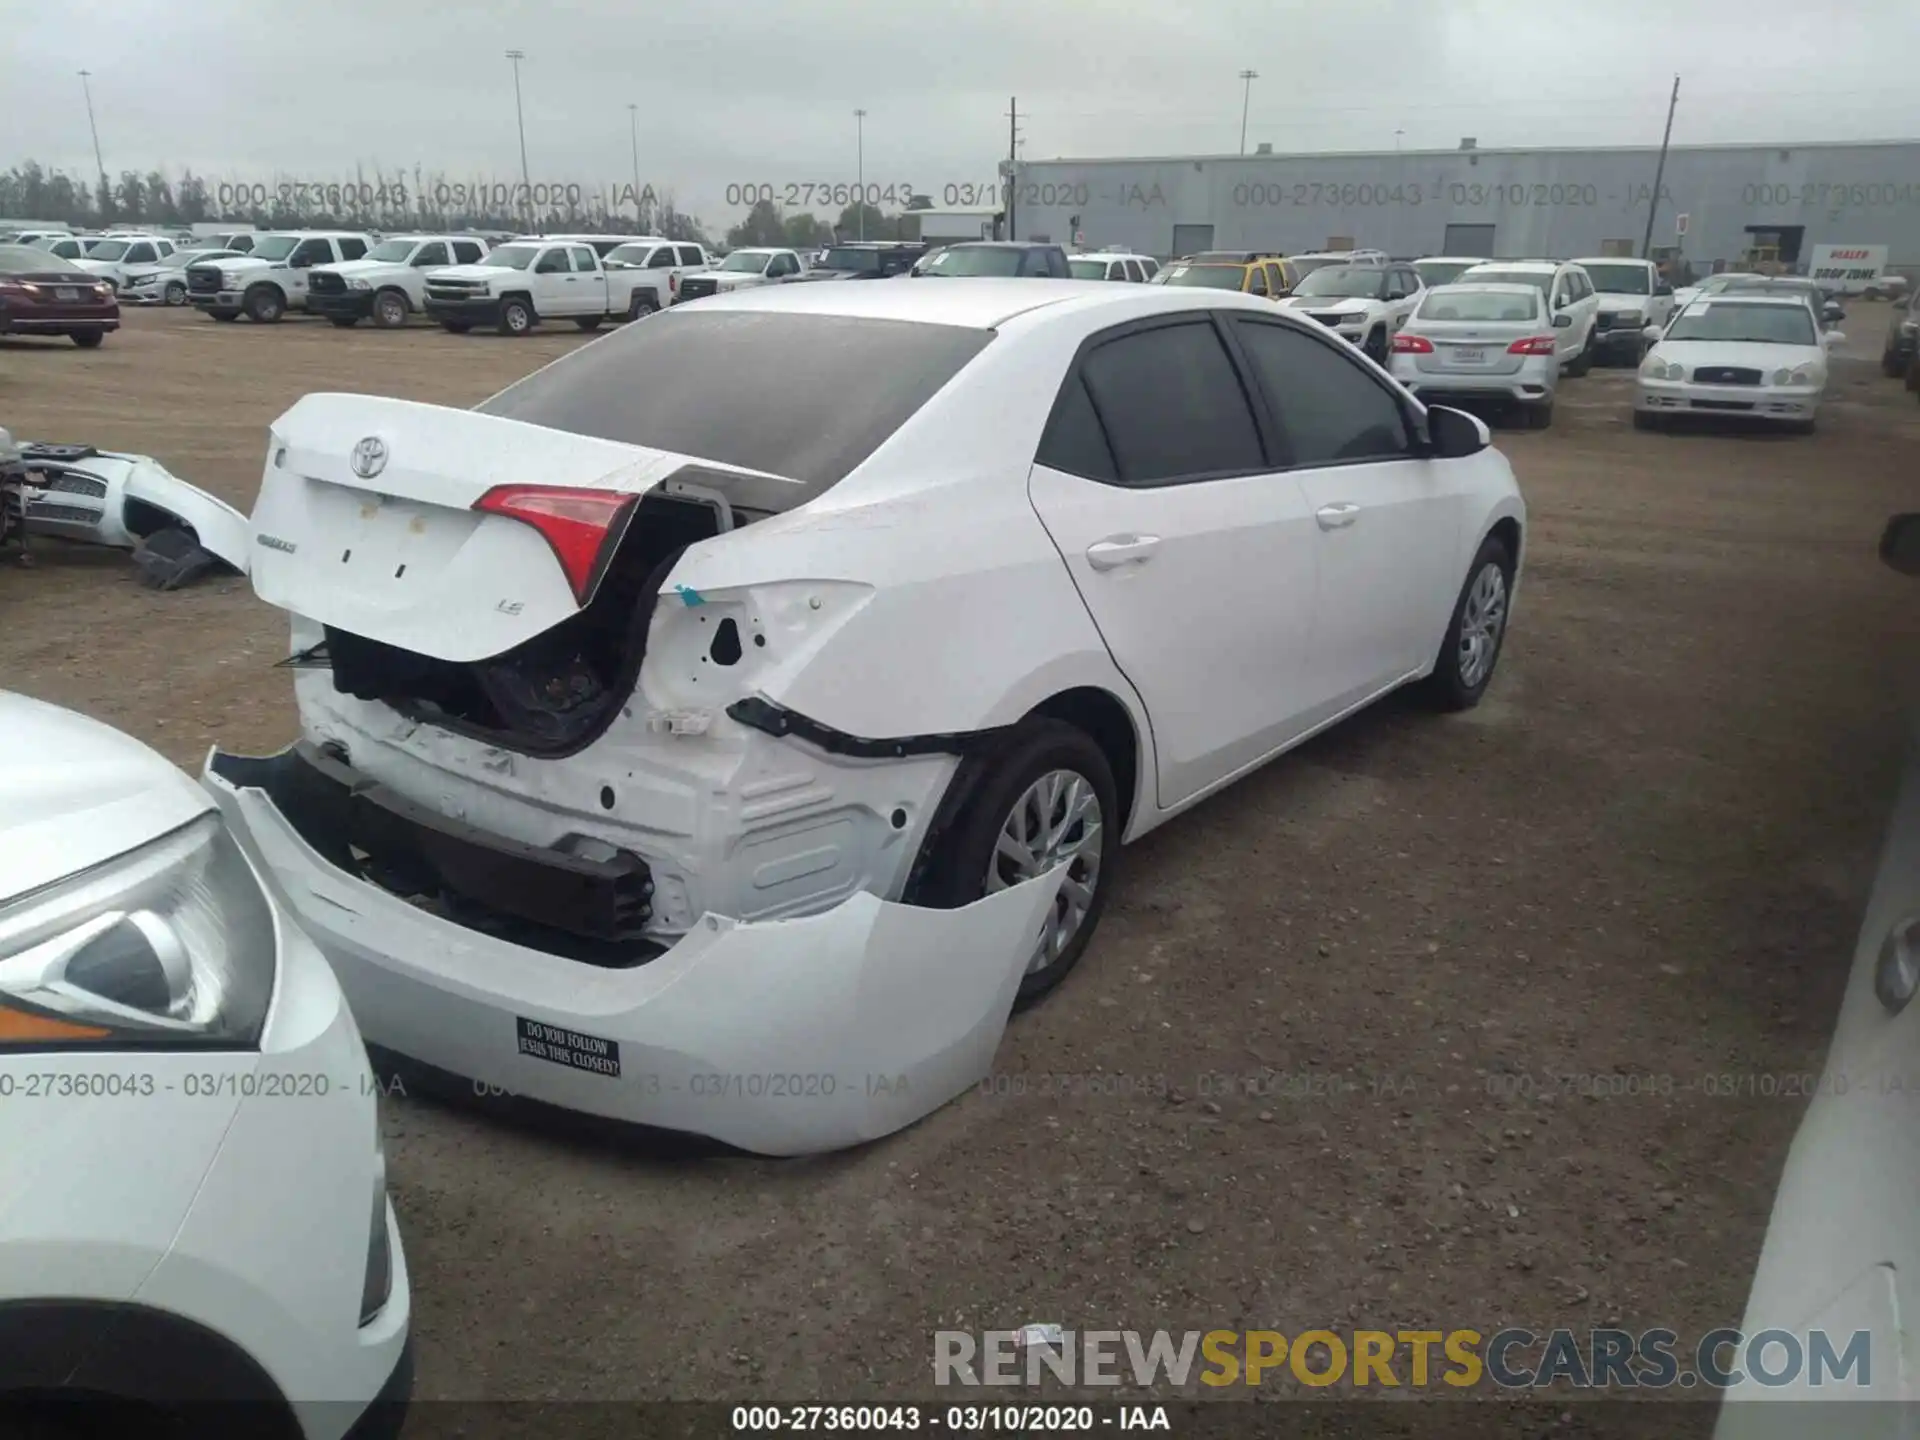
left=670, top=272, right=680, bottom=295
left=1507, top=336, right=1557, bottom=355
left=1391, top=333, right=1433, bottom=353
left=472, top=485, right=638, bottom=606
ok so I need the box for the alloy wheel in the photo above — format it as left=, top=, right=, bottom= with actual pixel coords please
left=1457, top=562, right=1508, bottom=689
left=985, top=769, right=1104, bottom=975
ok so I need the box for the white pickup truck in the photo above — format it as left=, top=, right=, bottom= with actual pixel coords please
left=306, top=234, right=493, bottom=328
left=601, top=237, right=715, bottom=311
left=421, top=238, right=652, bottom=335
left=186, top=231, right=375, bottom=322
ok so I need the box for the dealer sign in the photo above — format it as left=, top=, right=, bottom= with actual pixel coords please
left=1809, top=243, right=1888, bottom=290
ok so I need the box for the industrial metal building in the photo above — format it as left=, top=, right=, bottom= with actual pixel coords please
left=1006, top=138, right=1920, bottom=270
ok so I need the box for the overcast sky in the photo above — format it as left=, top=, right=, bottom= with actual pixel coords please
left=8, top=0, right=1918, bottom=226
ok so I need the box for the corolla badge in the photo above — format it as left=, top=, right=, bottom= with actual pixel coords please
left=350, top=436, right=389, bottom=479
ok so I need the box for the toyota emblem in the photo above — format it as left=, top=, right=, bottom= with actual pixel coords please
left=350, top=436, right=389, bottom=479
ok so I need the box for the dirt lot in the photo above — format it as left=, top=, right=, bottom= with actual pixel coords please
left=3, top=305, right=1918, bottom=1423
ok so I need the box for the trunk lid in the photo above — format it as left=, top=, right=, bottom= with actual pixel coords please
left=252, top=393, right=794, bottom=663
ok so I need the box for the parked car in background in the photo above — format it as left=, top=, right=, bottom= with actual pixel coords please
left=306, top=234, right=492, bottom=329
left=1713, top=512, right=1920, bottom=1436
left=510, top=232, right=662, bottom=261
left=676, top=247, right=806, bottom=301
left=916, top=241, right=1071, bottom=277
left=1389, top=283, right=1560, bottom=429
left=0, top=691, right=413, bottom=1439
left=1714, top=274, right=1846, bottom=328
left=603, top=237, right=713, bottom=309
left=1277, top=261, right=1425, bottom=362
left=802, top=241, right=925, bottom=281
left=1571, top=256, right=1675, bottom=365
left=1160, top=256, right=1297, bottom=299
left=28, top=235, right=103, bottom=262
left=200, top=230, right=260, bottom=254
left=1289, top=249, right=1389, bottom=278
left=1635, top=293, right=1842, bottom=433
left=423, top=238, right=652, bottom=334
left=70, top=234, right=179, bottom=292
left=1887, top=287, right=1920, bottom=378
left=189, top=231, right=375, bottom=323
left=1457, top=259, right=1599, bottom=375
left=1412, top=256, right=1489, bottom=289
left=1069, top=253, right=1159, bottom=282
left=1864, top=272, right=1910, bottom=301
left=0, top=243, right=119, bottom=347
left=120, top=247, right=241, bottom=307
left=202, top=279, right=1522, bottom=1158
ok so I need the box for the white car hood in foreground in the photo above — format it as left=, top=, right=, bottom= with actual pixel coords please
left=1651, top=340, right=1824, bottom=375
left=0, top=692, right=212, bottom=905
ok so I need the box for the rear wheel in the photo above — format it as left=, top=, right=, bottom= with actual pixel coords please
left=628, top=292, right=658, bottom=321
left=909, top=718, right=1118, bottom=1005
left=244, top=285, right=284, bottom=323
left=1566, top=337, right=1593, bottom=377
left=163, top=280, right=187, bottom=306
left=498, top=297, right=533, bottom=335
left=69, top=330, right=104, bottom=348
left=371, top=289, right=409, bottom=329
left=1423, top=534, right=1513, bottom=712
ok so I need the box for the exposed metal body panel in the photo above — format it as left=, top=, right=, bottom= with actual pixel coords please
left=1009, top=140, right=1920, bottom=268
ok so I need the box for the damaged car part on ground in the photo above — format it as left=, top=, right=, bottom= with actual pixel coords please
left=0, top=431, right=250, bottom=588
left=204, top=279, right=1525, bottom=1155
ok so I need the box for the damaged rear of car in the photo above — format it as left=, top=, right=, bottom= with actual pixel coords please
left=204, top=296, right=1137, bottom=1154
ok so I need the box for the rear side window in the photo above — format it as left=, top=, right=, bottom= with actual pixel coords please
left=479, top=311, right=995, bottom=503
left=1231, top=319, right=1409, bottom=466
left=677, top=245, right=705, bottom=266
left=452, top=241, right=484, bottom=263
left=647, top=247, right=677, bottom=269
left=1079, top=321, right=1265, bottom=485
left=1036, top=374, right=1118, bottom=482
left=413, top=242, right=449, bottom=266
left=338, top=238, right=368, bottom=260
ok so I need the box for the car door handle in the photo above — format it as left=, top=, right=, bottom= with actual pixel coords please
left=1316, top=503, right=1361, bottom=530
left=1086, top=535, right=1161, bottom=570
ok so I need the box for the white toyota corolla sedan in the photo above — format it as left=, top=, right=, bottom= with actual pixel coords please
left=0, top=692, right=411, bottom=1437
left=1636, top=293, right=1844, bottom=433
left=203, top=279, right=1526, bottom=1155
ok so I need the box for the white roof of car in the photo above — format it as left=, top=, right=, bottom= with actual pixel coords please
left=1464, top=259, right=1562, bottom=273
left=1416, top=256, right=1489, bottom=264
left=1572, top=256, right=1653, bottom=265
left=678, top=277, right=1284, bottom=330
left=1680, top=292, right=1811, bottom=307
left=1421, top=282, right=1542, bottom=297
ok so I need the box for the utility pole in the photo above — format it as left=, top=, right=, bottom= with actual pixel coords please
left=855, top=109, right=867, bottom=241
left=78, top=70, right=107, bottom=209
left=627, top=103, right=643, bottom=226
left=506, top=50, right=534, bottom=232
left=1238, top=70, right=1258, bottom=156
left=1006, top=97, right=1019, bottom=240
left=1640, top=75, right=1680, bottom=260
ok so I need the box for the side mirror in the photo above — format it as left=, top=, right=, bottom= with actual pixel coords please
left=1883, top=515, right=1920, bottom=576
left=1425, top=404, right=1491, bottom=459
left=1553, top=313, right=1573, bottom=329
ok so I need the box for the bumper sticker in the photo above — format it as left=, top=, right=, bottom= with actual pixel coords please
left=516, top=1017, right=622, bottom=1077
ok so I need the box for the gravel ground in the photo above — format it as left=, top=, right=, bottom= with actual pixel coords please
left=3, top=303, right=1916, bottom=1431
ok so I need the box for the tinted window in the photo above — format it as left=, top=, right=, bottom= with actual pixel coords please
left=1124, top=260, right=1145, bottom=282
left=534, top=249, right=568, bottom=274
left=338, top=238, right=368, bottom=260
left=479, top=311, right=995, bottom=503
left=571, top=246, right=598, bottom=272
left=1036, top=374, right=1118, bottom=482
left=288, top=239, right=332, bottom=266
left=412, top=242, right=449, bottom=266
left=125, top=242, right=156, bottom=263
left=678, top=245, right=705, bottom=266
left=1232, top=319, right=1409, bottom=466
left=647, top=246, right=677, bottom=268
left=1080, top=321, right=1265, bottom=485
left=452, top=241, right=484, bottom=263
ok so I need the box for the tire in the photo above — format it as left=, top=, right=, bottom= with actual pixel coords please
left=329, top=316, right=359, bottom=328
left=909, top=718, right=1119, bottom=1005
left=498, top=297, right=533, bottom=335
left=628, top=292, right=659, bottom=321
left=574, top=315, right=603, bottom=331
left=441, top=321, right=471, bottom=334
left=244, top=285, right=285, bottom=323
left=1632, top=411, right=1659, bottom=431
left=1363, top=326, right=1387, bottom=364
left=369, top=290, right=408, bottom=329
left=1566, top=336, right=1593, bottom=377
left=1422, top=534, right=1514, bottom=712
left=1523, top=401, right=1553, bottom=430
left=1884, top=347, right=1907, bottom=379
left=163, top=280, right=187, bottom=306
left=69, top=330, right=104, bottom=348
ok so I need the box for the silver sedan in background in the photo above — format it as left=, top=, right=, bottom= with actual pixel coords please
left=1388, top=283, right=1561, bottom=429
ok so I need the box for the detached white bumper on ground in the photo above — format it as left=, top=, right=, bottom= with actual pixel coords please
left=204, top=757, right=1067, bottom=1156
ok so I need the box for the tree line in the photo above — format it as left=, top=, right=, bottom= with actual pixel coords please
left=721, top=196, right=938, bottom=252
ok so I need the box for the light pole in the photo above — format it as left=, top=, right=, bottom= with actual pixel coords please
left=78, top=70, right=107, bottom=209
left=1238, top=69, right=1258, bottom=155
left=627, top=103, right=643, bottom=226
left=854, top=108, right=867, bottom=241
left=505, top=50, right=534, bottom=231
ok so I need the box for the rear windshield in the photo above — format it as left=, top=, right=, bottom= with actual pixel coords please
left=1163, top=264, right=1245, bottom=290
left=478, top=310, right=995, bottom=502
left=1069, top=259, right=1108, bottom=280
left=1581, top=263, right=1652, bottom=295
left=924, top=246, right=1026, bottom=276
left=1413, top=260, right=1477, bottom=287
left=1295, top=266, right=1388, bottom=298
left=1416, top=288, right=1539, bottom=322
left=821, top=247, right=883, bottom=273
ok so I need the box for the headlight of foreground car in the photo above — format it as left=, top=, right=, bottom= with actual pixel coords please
left=1640, top=357, right=1684, bottom=381
left=220, top=271, right=247, bottom=289
left=1771, top=365, right=1817, bottom=386
left=0, top=814, right=276, bottom=1049
left=346, top=278, right=372, bottom=291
